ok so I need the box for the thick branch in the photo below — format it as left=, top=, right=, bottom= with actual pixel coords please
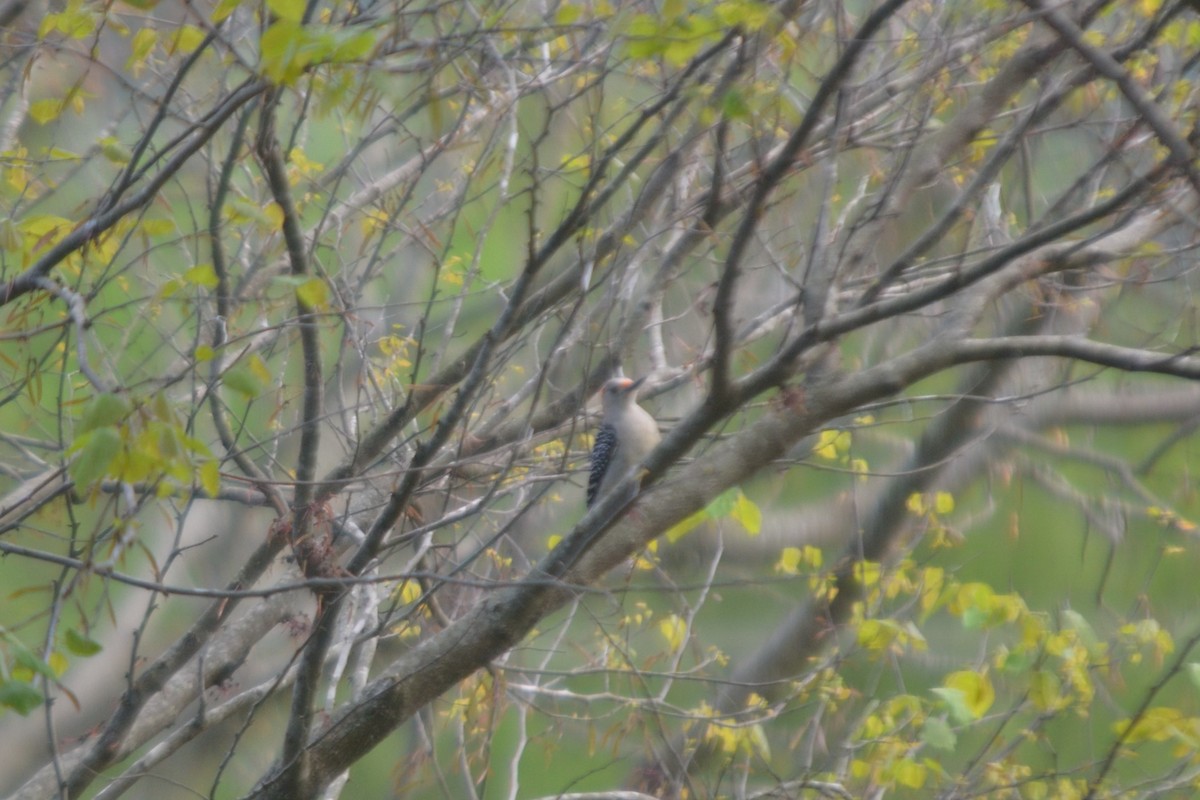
left=245, top=331, right=981, bottom=798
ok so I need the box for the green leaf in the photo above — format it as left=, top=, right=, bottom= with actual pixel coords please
left=260, top=20, right=308, bottom=84
left=939, top=671, right=995, bottom=721
left=662, top=16, right=720, bottom=66
left=1188, top=662, right=1200, bottom=693
left=921, top=717, right=957, bottom=751
left=12, top=645, right=57, bottom=681
left=930, top=687, right=974, bottom=726
left=64, top=628, right=102, bottom=657
left=706, top=488, right=738, bottom=519
left=100, top=137, right=133, bottom=164
left=222, top=357, right=269, bottom=398
left=267, top=0, right=306, bottom=23
left=998, top=647, right=1034, bottom=673
left=0, top=680, right=44, bottom=715
left=0, top=218, right=19, bottom=252
left=222, top=367, right=262, bottom=398
left=69, top=427, right=122, bottom=488
left=962, top=606, right=990, bottom=630
left=722, top=90, right=750, bottom=120
left=624, top=14, right=667, bottom=59
left=714, top=0, right=776, bottom=30
left=1062, top=609, right=1101, bottom=651
left=78, top=393, right=130, bottom=435
left=330, top=29, right=375, bottom=62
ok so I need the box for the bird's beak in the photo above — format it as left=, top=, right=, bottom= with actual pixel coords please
left=628, top=376, right=647, bottom=392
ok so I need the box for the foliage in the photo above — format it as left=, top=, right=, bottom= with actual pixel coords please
left=2, top=0, right=1200, bottom=798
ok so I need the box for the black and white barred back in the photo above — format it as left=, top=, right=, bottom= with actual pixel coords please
left=586, top=422, right=619, bottom=509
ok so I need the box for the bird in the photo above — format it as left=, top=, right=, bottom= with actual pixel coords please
left=587, top=376, right=661, bottom=510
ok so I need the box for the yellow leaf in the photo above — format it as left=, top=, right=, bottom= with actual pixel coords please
left=813, top=428, right=849, bottom=460
left=920, top=566, right=944, bottom=613
left=854, top=560, right=881, bottom=587
left=98, top=136, right=132, bottom=164
left=248, top=353, right=272, bottom=387
left=934, top=491, right=955, bottom=515
left=1029, top=669, right=1060, bottom=711
left=296, top=276, right=329, bottom=310
left=556, top=3, right=582, bottom=23
left=547, top=534, right=562, bottom=550
left=212, top=0, right=240, bottom=23
left=850, top=457, right=869, bottom=481
left=731, top=490, right=761, bottom=536
left=169, top=25, right=206, bottom=55
left=659, top=614, right=686, bottom=651
left=857, top=619, right=895, bottom=652
left=259, top=20, right=308, bottom=85
left=126, top=27, right=158, bottom=75
left=776, top=546, right=802, bottom=574
left=48, top=651, right=69, bottom=677
left=140, top=219, right=176, bottom=237
left=944, top=670, right=994, bottom=719
left=633, top=552, right=657, bottom=570
left=29, top=99, right=63, bottom=126
left=183, top=263, right=219, bottom=289
left=395, top=579, right=422, bottom=604
left=199, top=460, right=220, bottom=497
left=802, top=545, right=822, bottom=569
left=893, top=758, right=926, bottom=789
left=360, top=209, right=389, bottom=237
left=1114, top=706, right=1187, bottom=743
left=268, top=0, right=306, bottom=22
left=560, top=153, right=591, bottom=172
left=40, top=6, right=96, bottom=39
left=260, top=203, right=283, bottom=231
left=665, top=507, right=706, bottom=543
left=744, top=722, right=771, bottom=760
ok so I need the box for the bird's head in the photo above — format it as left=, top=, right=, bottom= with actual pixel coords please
left=600, top=376, right=646, bottom=411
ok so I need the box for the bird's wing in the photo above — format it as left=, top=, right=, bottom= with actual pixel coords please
left=586, top=423, right=619, bottom=508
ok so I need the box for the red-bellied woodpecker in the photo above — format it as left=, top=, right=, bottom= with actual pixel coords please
left=587, top=376, right=661, bottom=509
